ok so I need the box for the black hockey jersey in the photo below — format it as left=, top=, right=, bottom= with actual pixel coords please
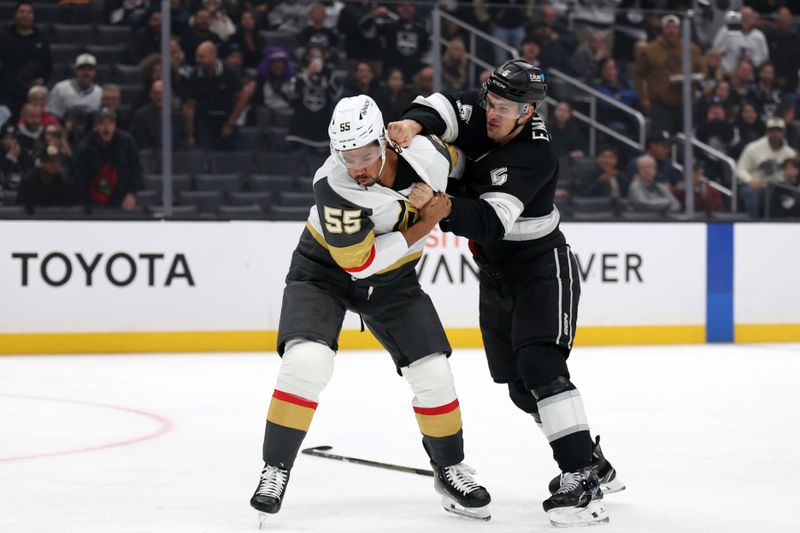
left=404, top=89, right=565, bottom=262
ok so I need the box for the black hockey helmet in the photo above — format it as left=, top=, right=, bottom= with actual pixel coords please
left=482, top=59, right=547, bottom=109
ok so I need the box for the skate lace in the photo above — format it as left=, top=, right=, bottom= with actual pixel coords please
left=555, top=472, right=581, bottom=495
left=443, top=463, right=481, bottom=495
left=256, top=465, right=288, bottom=499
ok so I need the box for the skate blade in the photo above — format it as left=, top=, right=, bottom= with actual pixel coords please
left=257, top=512, right=268, bottom=529
left=440, top=495, right=491, bottom=521
left=548, top=500, right=609, bottom=528
left=600, top=478, right=626, bottom=494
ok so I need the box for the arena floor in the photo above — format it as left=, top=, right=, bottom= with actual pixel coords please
left=1, top=343, right=797, bottom=532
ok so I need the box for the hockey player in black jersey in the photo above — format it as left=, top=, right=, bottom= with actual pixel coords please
left=389, top=60, right=624, bottom=527
left=250, top=95, right=491, bottom=525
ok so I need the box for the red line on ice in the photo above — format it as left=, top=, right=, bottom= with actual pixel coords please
left=0, top=393, right=174, bottom=462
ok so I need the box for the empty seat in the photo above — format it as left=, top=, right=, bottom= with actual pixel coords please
left=265, top=125, right=290, bottom=150
left=255, top=151, right=300, bottom=175
left=118, top=83, right=140, bottom=106
left=278, top=191, right=315, bottom=207
left=301, top=151, right=329, bottom=175
left=2, top=190, right=18, bottom=206
left=147, top=204, right=198, bottom=218
left=143, top=173, right=192, bottom=193
left=217, top=204, right=265, bottom=220
left=113, top=64, right=144, bottom=85
left=270, top=108, right=294, bottom=128
left=270, top=205, right=310, bottom=221
left=85, top=44, right=127, bottom=65
left=258, top=31, right=297, bottom=52
left=51, top=24, right=93, bottom=44
left=227, top=191, right=272, bottom=211
left=249, top=174, right=295, bottom=193
left=256, top=107, right=271, bottom=133
left=195, top=173, right=244, bottom=192
left=571, top=196, right=614, bottom=213
left=205, top=151, right=254, bottom=174
left=295, top=175, right=314, bottom=191
left=237, top=127, right=262, bottom=151
left=134, top=189, right=159, bottom=209
left=178, top=190, right=224, bottom=213
left=50, top=43, right=82, bottom=65
left=95, top=25, right=132, bottom=46
left=155, top=151, right=207, bottom=174
left=93, top=64, right=114, bottom=85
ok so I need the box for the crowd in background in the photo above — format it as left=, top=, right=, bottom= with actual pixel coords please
left=0, top=0, right=799, bottom=218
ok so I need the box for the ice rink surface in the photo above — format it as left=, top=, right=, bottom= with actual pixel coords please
left=1, top=343, right=799, bottom=533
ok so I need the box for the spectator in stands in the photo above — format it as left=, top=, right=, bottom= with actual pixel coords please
left=571, top=31, right=610, bottom=83
left=626, top=130, right=681, bottom=186
left=702, top=79, right=736, bottom=119
left=42, top=122, right=73, bottom=160
left=441, top=39, right=467, bottom=92
left=1, top=122, right=23, bottom=193
left=380, top=2, right=430, bottom=82
left=337, top=0, right=383, bottom=74
left=258, top=47, right=294, bottom=112
left=732, top=101, right=765, bottom=159
left=713, top=8, right=769, bottom=75
left=131, top=80, right=183, bottom=150
left=535, top=3, right=577, bottom=54
left=285, top=44, right=341, bottom=151
left=700, top=48, right=725, bottom=98
left=14, top=103, right=43, bottom=172
left=595, top=57, right=637, bottom=135
left=182, top=41, right=252, bottom=150
left=24, top=86, right=59, bottom=128
left=574, top=145, right=625, bottom=199
left=0, top=1, right=52, bottom=117
left=17, top=144, right=80, bottom=214
left=609, top=0, right=648, bottom=67
left=475, top=0, right=531, bottom=66
left=180, top=8, right=221, bottom=65
left=628, top=154, right=681, bottom=214
left=633, top=14, right=702, bottom=134
left=520, top=36, right=541, bottom=67
left=298, top=3, right=340, bottom=64
left=412, top=66, right=434, bottom=99
left=570, top=0, right=617, bottom=51
left=230, top=11, right=266, bottom=71
left=343, top=61, right=386, bottom=107
left=203, top=0, right=236, bottom=41
left=775, top=101, right=799, bottom=150
left=737, top=116, right=797, bottom=217
left=530, top=22, right=574, bottom=75
left=767, top=158, right=800, bottom=218
left=750, top=62, right=782, bottom=121
left=130, top=10, right=163, bottom=65
left=46, top=54, right=102, bottom=121
left=73, top=107, right=142, bottom=212
left=101, top=85, right=130, bottom=132
left=380, top=68, right=413, bottom=124
left=170, top=0, right=192, bottom=36
left=670, top=161, right=727, bottom=214
left=269, top=0, right=308, bottom=33
left=728, top=60, right=755, bottom=111
left=546, top=101, right=587, bottom=159
left=766, top=7, right=800, bottom=95
left=696, top=98, right=736, bottom=156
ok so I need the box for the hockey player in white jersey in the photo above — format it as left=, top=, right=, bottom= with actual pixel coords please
left=249, top=95, right=491, bottom=524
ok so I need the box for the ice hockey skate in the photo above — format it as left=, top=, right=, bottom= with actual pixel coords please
left=431, top=462, right=491, bottom=520
left=544, top=468, right=609, bottom=527
left=548, top=436, right=625, bottom=495
left=250, top=464, right=290, bottom=527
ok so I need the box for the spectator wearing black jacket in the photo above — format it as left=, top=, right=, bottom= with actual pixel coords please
left=73, top=108, right=142, bottom=211
left=179, top=8, right=221, bottom=66
left=229, top=11, right=266, bottom=71
left=130, top=10, right=163, bottom=64
left=379, top=2, right=430, bottom=82
left=0, top=1, right=52, bottom=116
left=766, top=7, right=800, bottom=94
left=337, top=0, right=383, bottom=71
left=17, top=144, right=80, bottom=214
left=297, top=3, right=340, bottom=64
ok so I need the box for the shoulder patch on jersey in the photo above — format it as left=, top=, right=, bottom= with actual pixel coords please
left=490, top=167, right=509, bottom=186
left=456, top=99, right=473, bottom=123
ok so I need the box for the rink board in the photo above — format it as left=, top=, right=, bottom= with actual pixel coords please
left=0, top=220, right=796, bottom=353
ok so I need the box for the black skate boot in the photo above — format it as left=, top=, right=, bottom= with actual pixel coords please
left=431, top=462, right=491, bottom=520
left=543, top=468, right=608, bottom=527
left=548, top=436, right=625, bottom=495
left=250, top=464, right=290, bottom=524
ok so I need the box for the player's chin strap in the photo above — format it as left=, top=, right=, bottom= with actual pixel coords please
left=511, top=103, right=535, bottom=135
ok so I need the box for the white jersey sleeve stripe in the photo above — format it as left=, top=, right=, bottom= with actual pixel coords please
left=478, top=192, right=525, bottom=235
left=411, top=93, right=459, bottom=142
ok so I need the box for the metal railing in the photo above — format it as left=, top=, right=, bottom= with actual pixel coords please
left=673, top=133, right=739, bottom=213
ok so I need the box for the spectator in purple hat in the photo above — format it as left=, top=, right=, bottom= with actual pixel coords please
left=258, top=47, right=294, bottom=112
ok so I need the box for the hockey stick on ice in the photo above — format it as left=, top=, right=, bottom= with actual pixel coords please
left=301, top=445, right=434, bottom=477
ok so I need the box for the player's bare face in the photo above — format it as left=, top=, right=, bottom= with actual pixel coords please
left=485, top=92, right=523, bottom=141
left=341, top=143, right=383, bottom=186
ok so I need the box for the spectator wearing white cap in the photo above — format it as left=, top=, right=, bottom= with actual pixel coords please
left=737, top=116, right=797, bottom=216
left=45, top=53, right=102, bottom=120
